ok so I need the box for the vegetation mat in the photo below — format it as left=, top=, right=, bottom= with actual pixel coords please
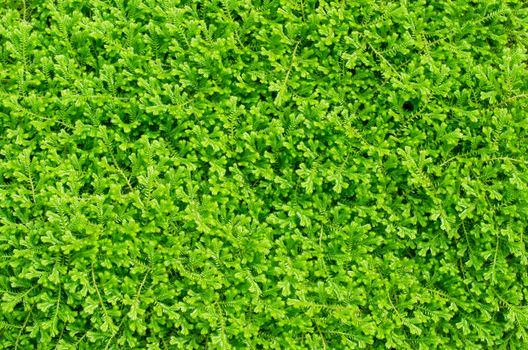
left=1, top=0, right=528, bottom=348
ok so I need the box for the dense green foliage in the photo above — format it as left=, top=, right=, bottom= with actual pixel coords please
left=1, top=0, right=528, bottom=348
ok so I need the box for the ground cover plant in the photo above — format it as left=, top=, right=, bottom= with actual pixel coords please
left=1, top=0, right=528, bottom=348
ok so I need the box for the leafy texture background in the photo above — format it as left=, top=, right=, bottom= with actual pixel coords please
left=1, top=0, right=528, bottom=349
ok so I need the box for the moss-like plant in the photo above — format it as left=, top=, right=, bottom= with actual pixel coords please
left=1, top=0, right=528, bottom=348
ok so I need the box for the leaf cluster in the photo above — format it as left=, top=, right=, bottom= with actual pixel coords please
left=1, top=0, right=528, bottom=348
